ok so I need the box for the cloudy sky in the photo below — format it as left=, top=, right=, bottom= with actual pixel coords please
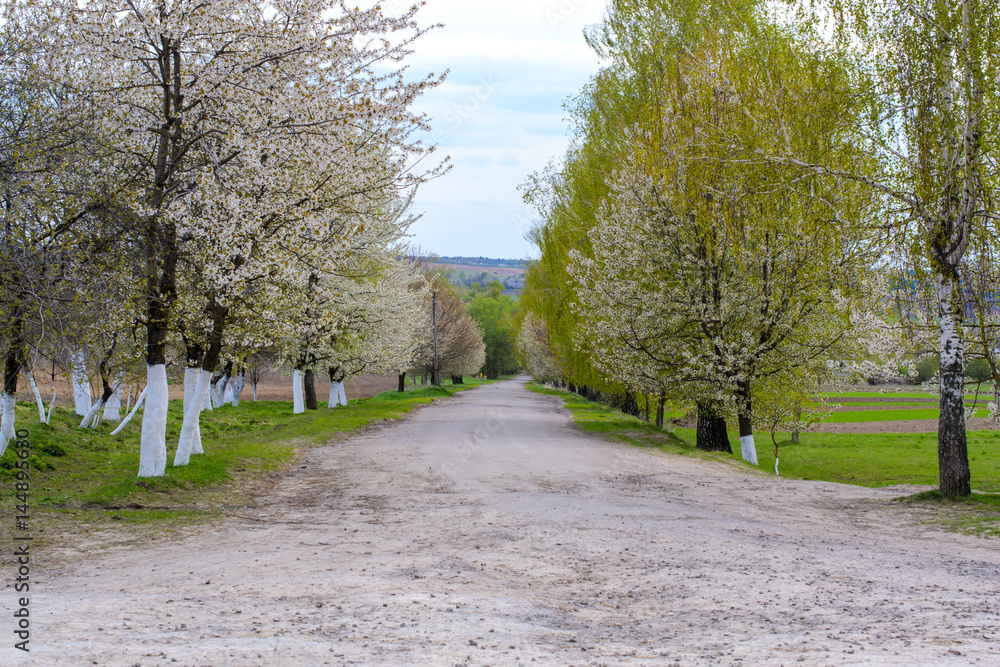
left=395, top=0, right=608, bottom=259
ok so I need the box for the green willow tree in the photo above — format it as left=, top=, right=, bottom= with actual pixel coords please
left=522, top=0, right=889, bottom=455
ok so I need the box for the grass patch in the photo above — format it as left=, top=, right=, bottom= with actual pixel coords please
left=896, top=490, right=1000, bottom=538
left=527, top=384, right=745, bottom=467
left=0, top=380, right=488, bottom=547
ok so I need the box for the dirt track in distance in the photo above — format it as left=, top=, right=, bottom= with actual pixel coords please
left=3, top=376, right=999, bottom=665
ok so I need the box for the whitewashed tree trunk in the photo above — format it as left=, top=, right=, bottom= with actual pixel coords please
left=0, top=393, right=16, bottom=457
left=182, top=367, right=200, bottom=415
left=293, top=370, right=305, bottom=413
left=72, top=352, right=92, bottom=417
left=336, top=381, right=347, bottom=407
left=26, top=371, right=46, bottom=424
left=46, top=389, right=55, bottom=425
left=231, top=374, right=245, bottom=406
left=210, top=378, right=225, bottom=408
left=202, top=382, right=213, bottom=411
left=79, top=397, right=107, bottom=429
left=252, top=384, right=258, bottom=401
left=175, top=369, right=213, bottom=466
left=138, top=364, right=169, bottom=477
left=103, top=381, right=123, bottom=421
left=111, top=386, right=146, bottom=436
left=740, top=435, right=758, bottom=466
left=327, top=379, right=337, bottom=408
left=222, top=382, right=234, bottom=405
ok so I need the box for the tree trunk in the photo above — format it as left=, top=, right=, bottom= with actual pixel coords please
left=231, top=371, right=245, bottom=406
left=398, top=373, right=406, bottom=392
left=791, top=402, right=801, bottom=444
left=622, top=391, right=639, bottom=417
left=655, top=391, right=665, bottom=429
left=643, top=394, right=650, bottom=422
left=935, top=270, right=971, bottom=497
left=138, top=364, right=169, bottom=477
left=735, top=381, right=758, bottom=464
left=71, top=351, right=91, bottom=416
left=451, top=376, right=464, bottom=385
left=293, top=370, right=305, bottom=413
left=304, top=369, right=318, bottom=410
left=26, top=370, right=46, bottom=424
left=111, top=386, right=146, bottom=436
left=175, top=301, right=227, bottom=466
left=103, top=381, right=122, bottom=422
left=139, top=218, right=177, bottom=477
left=696, top=402, right=731, bottom=453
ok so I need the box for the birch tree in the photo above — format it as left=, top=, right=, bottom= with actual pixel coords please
left=776, top=0, right=1000, bottom=496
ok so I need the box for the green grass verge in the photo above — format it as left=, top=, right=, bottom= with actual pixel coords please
left=526, top=384, right=742, bottom=467
left=0, top=380, right=490, bottom=544
left=530, top=383, right=1000, bottom=538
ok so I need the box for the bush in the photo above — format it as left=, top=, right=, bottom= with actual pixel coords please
left=966, top=358, right=994, bottom=384
left=914, top=355, right=940, bottom=383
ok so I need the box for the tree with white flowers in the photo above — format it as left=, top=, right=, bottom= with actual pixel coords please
left=44, top=0, right=443, bottom=475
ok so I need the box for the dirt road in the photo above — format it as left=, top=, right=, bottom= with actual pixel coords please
left=4, top=377, right=999, bottom=665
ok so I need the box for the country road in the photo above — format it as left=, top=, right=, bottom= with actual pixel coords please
left=3, top=376, right=1000, bottom=666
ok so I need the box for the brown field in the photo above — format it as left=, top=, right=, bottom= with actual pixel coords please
left=14, top=370, right=400, bottom=407
left=435, top=262, right=525, bottom=277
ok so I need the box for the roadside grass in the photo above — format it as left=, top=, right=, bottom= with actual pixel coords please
left=527, top=384, right=739, bottom=468
left=530, top=383, right=1000, bottom=538
left=0, top=380, right=487, bottom=546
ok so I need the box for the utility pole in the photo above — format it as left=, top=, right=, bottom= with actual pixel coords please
left=432, top=289, right=440, bottom=386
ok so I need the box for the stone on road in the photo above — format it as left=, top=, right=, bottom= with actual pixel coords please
left=5, top=376, right=1000, bottom=665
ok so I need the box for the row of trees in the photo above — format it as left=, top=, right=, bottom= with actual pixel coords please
left=0, top=0, right=455, bottom=475
left=518, top=0, right=1000, bottom=497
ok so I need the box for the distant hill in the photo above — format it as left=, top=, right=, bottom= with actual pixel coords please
left=430, top=257, right=528, bottom=294
left=434, top=256, right=528, bottom=269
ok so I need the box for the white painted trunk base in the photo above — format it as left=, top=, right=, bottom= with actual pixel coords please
left=175, top=369, right=212, bottom=466
left=183, top=367, right=199, bottom=415
left=293, top=370, right=304, bottom=414
left=27, top=371, right=46, bottom=424
left=72, top=352, right=91, bottom=417
left=327, top=380, right=347, bottom=407
left=223, top=383, right=234, bottom=405
left=138, top=365, right=168, bottom=477
left=111, top=386, right=146, bottom=436
left=79, top=398, right=107, bottom=429
left=740, top=435, right=758, bottom=466
left=231, top=375, right=245, bottom=407
left=103, top=381, right=123, bottom=421
left=103, top=392, right=121, bottom=421
left=0, top=393, right=16, bottom=457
